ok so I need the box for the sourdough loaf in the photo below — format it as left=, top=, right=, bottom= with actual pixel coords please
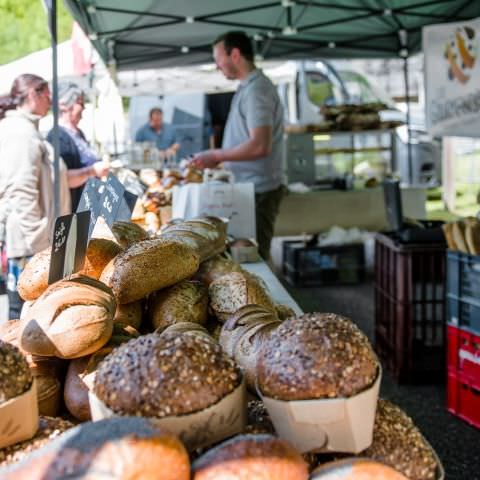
left=17, top=248, right=50, bottom=301
left=113, top=300, right=143, bottom=330
left=20, top=275, right=116, bottom=359
left=111, top=220, right=149, bottom=248
left=0, top=417, right=190, bottom=480
left=149, top=280, right=208, bottom=332
left=99, top=237, right=200, bottom=304
left=0, top=340, right=32, bottom=403
left=160, top=322, right=214, bottom=342
left=195, top=254, right=244, bottom=286
left=94, top=333, right=241, bottom=418
left=81, top=238, right=122, bottom=279
left=257, top=313, right=378, bottom=400
left=192, top=434, right=309, bottom=480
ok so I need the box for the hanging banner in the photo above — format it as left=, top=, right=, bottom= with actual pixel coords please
left=424, top=17, right=480, bottom=137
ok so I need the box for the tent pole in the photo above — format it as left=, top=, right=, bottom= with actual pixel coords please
left=403, top=55, right=413, bottom=185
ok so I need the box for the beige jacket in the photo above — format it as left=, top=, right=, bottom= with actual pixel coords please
left=0, top=109, right=70, bottom=258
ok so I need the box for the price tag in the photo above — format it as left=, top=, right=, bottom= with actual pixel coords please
left=48, top=211, right=90, bottom=284
left=77, top=178, right=103, bottom=239
left=99, top=173, right=138, bottom=226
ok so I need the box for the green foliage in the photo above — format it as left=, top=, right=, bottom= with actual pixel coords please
left=0, top=0, right=73, bottom=65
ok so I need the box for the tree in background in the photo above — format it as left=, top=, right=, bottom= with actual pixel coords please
left=0, top=0, right=73, bottom=65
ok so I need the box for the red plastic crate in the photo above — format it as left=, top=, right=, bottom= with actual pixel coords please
left=447, top=370, right=480, bottom=429
left=447, top=324, right=480, bottom=381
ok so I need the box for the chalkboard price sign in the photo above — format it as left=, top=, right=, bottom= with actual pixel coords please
left=77, top=178, right=103, bottom=239
left=98, top=173, right=137, bottom=226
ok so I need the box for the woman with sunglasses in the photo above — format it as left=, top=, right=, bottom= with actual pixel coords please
left=0, top=73, right=71, bottom=319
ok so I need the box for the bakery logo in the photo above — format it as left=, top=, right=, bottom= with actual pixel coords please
left=444, top=26, right=477, bottom=84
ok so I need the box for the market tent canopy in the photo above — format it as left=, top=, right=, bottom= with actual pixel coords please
left=64, top=0, right=480, bottom=70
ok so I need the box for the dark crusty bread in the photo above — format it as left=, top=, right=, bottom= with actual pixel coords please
left=111, top=220, right=149, bottom=248
left=257, top=313, right=378, bottom=400
left=310, top=458, right=408, bottom=479
left=81, top=238, right=122, bottom=279
left=0, top=417, right=190, bottom=480
left=192, top=433, right=309, bottom=480
left=245, top=400, right=276, bottom=435
left=113, top=300, right=143, bottom=330
left=17, top=248, right=50, bottom=301
left=194, top=254, right=244, bottom=286
left=149, top=279, right=208, bottom=332
left=100, top=237, right=200, bottom=304
left=0, top=340, right=32, bottom=403
left=0, top=416, right=74, bottom=467
left=20, top=275, right=116, bottom=359
left=361, top=399, right=438, bottom=480
left=94, top=333, right=241, bottom=417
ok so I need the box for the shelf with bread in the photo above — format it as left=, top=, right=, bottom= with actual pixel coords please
left=0, top=216, right=444, bottom=479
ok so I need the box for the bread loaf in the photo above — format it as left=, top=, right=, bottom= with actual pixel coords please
left=192, top=434, right=309, bottom=480
left=452, top=221, right=469, bottom=253
left=464, top=217, right=480, bottom=255
left=0, top=340, right=32, bottom=403
left=0, top=416, right=74, bottom=467
left=111, top=220, right=149, bottom=248
left=209, top=272, right=276, bottom=322
left=0, top=417, right=190, bottom=480
left=100, top=237, right=200, bottom=304
left=275, top=303, right=296, bottom=321
left=94, top=333, right=241, bottom=418
left=20, top=275, right=116, bottom=359
left=64, top=324, right=140, bottom=421
left=160, top=322, right=214, bottom=342
left=361, top=399, right=438, bottom=480
left=81, top=238, right=122, bottom=279
left=149, top=280, right=208, bottom=332
left=441, top=222, right=457, bottom=250
left=113, top=300, right=143, bottom=330
left=257, top=313, right=378, bottom=400
left=17, top=248, right=50, bottom=301
left=195, top=254, right=244, bottom=286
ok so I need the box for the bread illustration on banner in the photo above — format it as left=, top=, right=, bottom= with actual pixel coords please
left=444, top=25, right=477, bottom=84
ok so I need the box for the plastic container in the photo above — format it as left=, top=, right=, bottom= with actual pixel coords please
left=374, top=233, right=446, bottom=383
left=447, top=324, right=480, bottom=381
left=446, top=250, right=480, bottom=300
left=447, top=294, right=480, bottom=334
left=282, top=241, right=365, bottom=287
left=447, top=369, right=480, bottom=429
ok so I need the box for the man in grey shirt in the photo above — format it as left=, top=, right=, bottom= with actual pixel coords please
left=191, top=31, right=286, bottom=260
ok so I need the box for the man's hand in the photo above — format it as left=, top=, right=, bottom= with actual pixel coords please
left=189, top=149, right=223, bottom=169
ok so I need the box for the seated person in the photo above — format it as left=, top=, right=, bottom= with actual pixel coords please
left=135, top=107, right=180, bottom=156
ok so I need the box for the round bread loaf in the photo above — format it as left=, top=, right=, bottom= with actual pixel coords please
left=94, top=333, right=241, bottom=417
left=257, top=313, right=378, bottom=400
left=361, top=399, right=438, bottom=480
left=82, top=238, right=122, bottom=280
left=1, top=417, right=190, bottom=480
left=310, top=458, right=408, bottom=479
left=149, top=280, right=208, bottom=332
left=17, top=248, right=50, bottom=301
left=0, top=416, right=74, bottom=467
left=192, top=433, right=309, bottom=480
left=111, top=220, right=149, bottom=248
left=20, top=275, right=116, bottom=359
left=0, top=340, right=32, bottom=403
left=100, top=237, right=200, bottom=304
left=209, top=272, right=276, bottom=322
left=113, top=300, right=143, bottom=330
left=194, top=254, right=244, bottom=286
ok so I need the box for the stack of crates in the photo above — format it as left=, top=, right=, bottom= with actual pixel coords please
left=374, top=233, right=446, bottom=383
left=446, top=251, right=480, bottom=428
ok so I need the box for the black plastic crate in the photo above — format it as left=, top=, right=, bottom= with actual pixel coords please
left=282, top=241, right=365, bottom=287
left=447, top=294, right=480, bottom=334
left=447, top=250, right=480, bottom=300
left=374, top=233, right=446, bottom=383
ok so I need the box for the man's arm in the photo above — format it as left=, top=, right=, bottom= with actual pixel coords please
left=135, top=126, right=145, bottom=143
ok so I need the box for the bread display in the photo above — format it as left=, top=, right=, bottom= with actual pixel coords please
left=17, top=248, right=50, bottom=301
left=0, top=340, right=32, bottom=403
left=0, top=417, right=190, bottom=480
left=149, top=280, right=208, bottom=332
left=20, top=275, right=116, bottom=359
left=220, top=304, right=281, bottom=391
left=0, top=416, right=74, bottom=467
left=257, top=313, right=378, bottom=400
left=111, top=220, right=149, bottom=248
left=310, top=458, right=409, bottom=479
left=195, top=254, right=244, bottom=286
left=81, top=238, right=122, bottom=279
left=99, top=237, right=200, bottom=304
left=113, top=300, right=143, bottom=330
left=192, top=434, right=309, bottom=480
left=361, top=399, right=439, bottom=480
left=94, top=333, right=241, bottom=418
left=209, top=271, right=276, bottom=322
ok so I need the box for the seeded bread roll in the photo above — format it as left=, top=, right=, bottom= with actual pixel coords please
left=0, top=341, right=32, bottom=403
left=149, top=280, right=208, bottom=332
left=195, top=254, right=244, bottom=286
left=94, top=333, right=241, bottom=418
left=99, top=237, right=200, bottom=304
left=20, top=275, right=116, bottom=359
left=361, top=399, right=438, bottom=480
left=111, top=220, right=149, bottom=248
left=209, top=272, right=276, bottom=322
left=192, top=434, right=309, bottom=480
left=257, top=313, right=378, bottom=400
left=81, top=238, right=122, bottom=280
left=0, top=417, right=190, bottom=480
left=17, top=248, right=50, bottom=301
left=113, top=300, right=143, bottom=330
left=0, top=416, right=74, bottom=467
